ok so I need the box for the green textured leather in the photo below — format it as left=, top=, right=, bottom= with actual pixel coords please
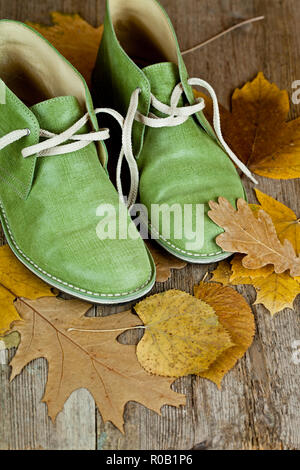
left=92, top=0, right=247, bottom=262
left=0, top=21, right=155, bottom=303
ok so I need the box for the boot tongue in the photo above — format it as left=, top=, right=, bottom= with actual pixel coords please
left=30, top=96, right=84, bottom=133
left=143, top=62, right=182, bottom=105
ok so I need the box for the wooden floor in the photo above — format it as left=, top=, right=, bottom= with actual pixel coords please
left=0, top=0, right=299, bottom=450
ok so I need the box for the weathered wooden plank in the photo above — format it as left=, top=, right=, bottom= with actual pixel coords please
left=0, top=0, right=299, bottom=450
left=0, top=0, right=101, bottom=451
left=98, top=0, right=300, bottom=450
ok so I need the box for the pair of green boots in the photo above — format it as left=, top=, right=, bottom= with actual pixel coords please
left=0, top=0, right=255, bottom=304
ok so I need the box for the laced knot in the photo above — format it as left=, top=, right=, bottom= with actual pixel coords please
left=116, top=77, right=258, bottom=209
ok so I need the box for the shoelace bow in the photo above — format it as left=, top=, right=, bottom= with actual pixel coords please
left=0, top=78, right=257, bottom=207
left=116, top=77, right=258, bottom=208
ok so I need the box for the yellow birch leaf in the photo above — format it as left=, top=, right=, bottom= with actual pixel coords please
left=253, top=272, right=300, bottom=316
left=0, top=245, right=55, bottom=334
left=135, top=290, right=233, bottom=378
left=195, top=72, right=300, bottom=179
left=194, top=282, right=255, bottom=387
left=27, top=13, right=103, bottom=86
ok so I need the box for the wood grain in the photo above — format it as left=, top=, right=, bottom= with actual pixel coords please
left=0, top=0, right=299, bottom=450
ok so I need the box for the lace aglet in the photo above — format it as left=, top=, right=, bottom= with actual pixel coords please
left=248, top=172, right=259, bottom=185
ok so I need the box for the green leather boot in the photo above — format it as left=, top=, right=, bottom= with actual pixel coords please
left=0, top=20, right=155, bottom=303
left=93, top=0, right=257, bottom=263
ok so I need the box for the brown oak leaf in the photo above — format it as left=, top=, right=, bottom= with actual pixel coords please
left=10, top=297, right=185, bottom=432
left=208, top=197, right=300, bottom=277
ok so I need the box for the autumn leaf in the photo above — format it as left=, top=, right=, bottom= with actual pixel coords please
left=196, top=72, right=300, bottom=179
left=252, top=272, right=300, bottom=316
left=208, top=197, right=300, bottom=277
left=208, top=194, right=300, bottom=316
left=0, top=245, right=55, bottom=335
left=146, top=241, right=187, bottom=282
left=230, top=254, right=274, bottom=285
left=194, top=282, right=255, bottom=387
left=27, top=13, right=103, bottom=86
left=135, top=290, right=233, bottom=378
left=11, top=297, right=185, bottom=432
left=211, top=254, right=300, bottom=316
left=252, top=189, right=300, bottom=256
left=0, top=332, right=20, bottom=351
left=210, top=261, right=232, bottom=286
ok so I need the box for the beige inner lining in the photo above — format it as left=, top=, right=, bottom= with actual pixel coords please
left=0, top=22, right=86, bottom=107
left=110, top=0, right=178, bottom=67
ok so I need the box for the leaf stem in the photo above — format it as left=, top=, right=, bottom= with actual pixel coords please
left=67, top=326, right=146, bottom=333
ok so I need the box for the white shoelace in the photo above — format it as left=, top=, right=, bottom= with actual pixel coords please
left=0, top=78, right=257, bottom=207
left=117, top=78, right=258, bottom=209
left=0, top=109, right=111, bottom=158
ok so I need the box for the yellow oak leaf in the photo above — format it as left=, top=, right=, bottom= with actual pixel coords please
left=253, top=272, right=300, bottom=316
left=195, top=72, right=300, bottom=179
left=253, top=189, right=300, bottom=256
left=135, top=290, right=233, bottom=378
left=210, top=261, right=232, bottom=286
left=194, top=282, right=255, bottom=387
left=219, top=255, right=300, bottom=316
left=0, top=245, right=55, bottom=335
left=27, top=13, right=103, bottom=86
left=230, top=254, right=274, bottom=285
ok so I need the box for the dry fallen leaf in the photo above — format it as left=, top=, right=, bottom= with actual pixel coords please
left=135, top=290, right=233, bottom=378
left=252, top=189, right=300, bottom=256
left=252, top=272, right=300, bottom=316
left=194, top=282, right=255, bottom=387
left=211, top=255, right=300, bottom=316
left=230, top=254, right=274, bottom=285
left=208, top=197, right=300, bottom=277
left=11, top=297, right=185, bottom=432
left=0, top=245, right=55, bottom=335
left=210, top=261, right=232, bottom=286
left=27, top=13, right=103, bottom=86
left=195, top=72, right=300, bottom=179
left=146, top=241, right=187, bottom=282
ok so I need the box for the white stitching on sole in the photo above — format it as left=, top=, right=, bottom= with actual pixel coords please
left=0, top=200, right=152, bottom=298
left=149, top=223, right=224, bottom=258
